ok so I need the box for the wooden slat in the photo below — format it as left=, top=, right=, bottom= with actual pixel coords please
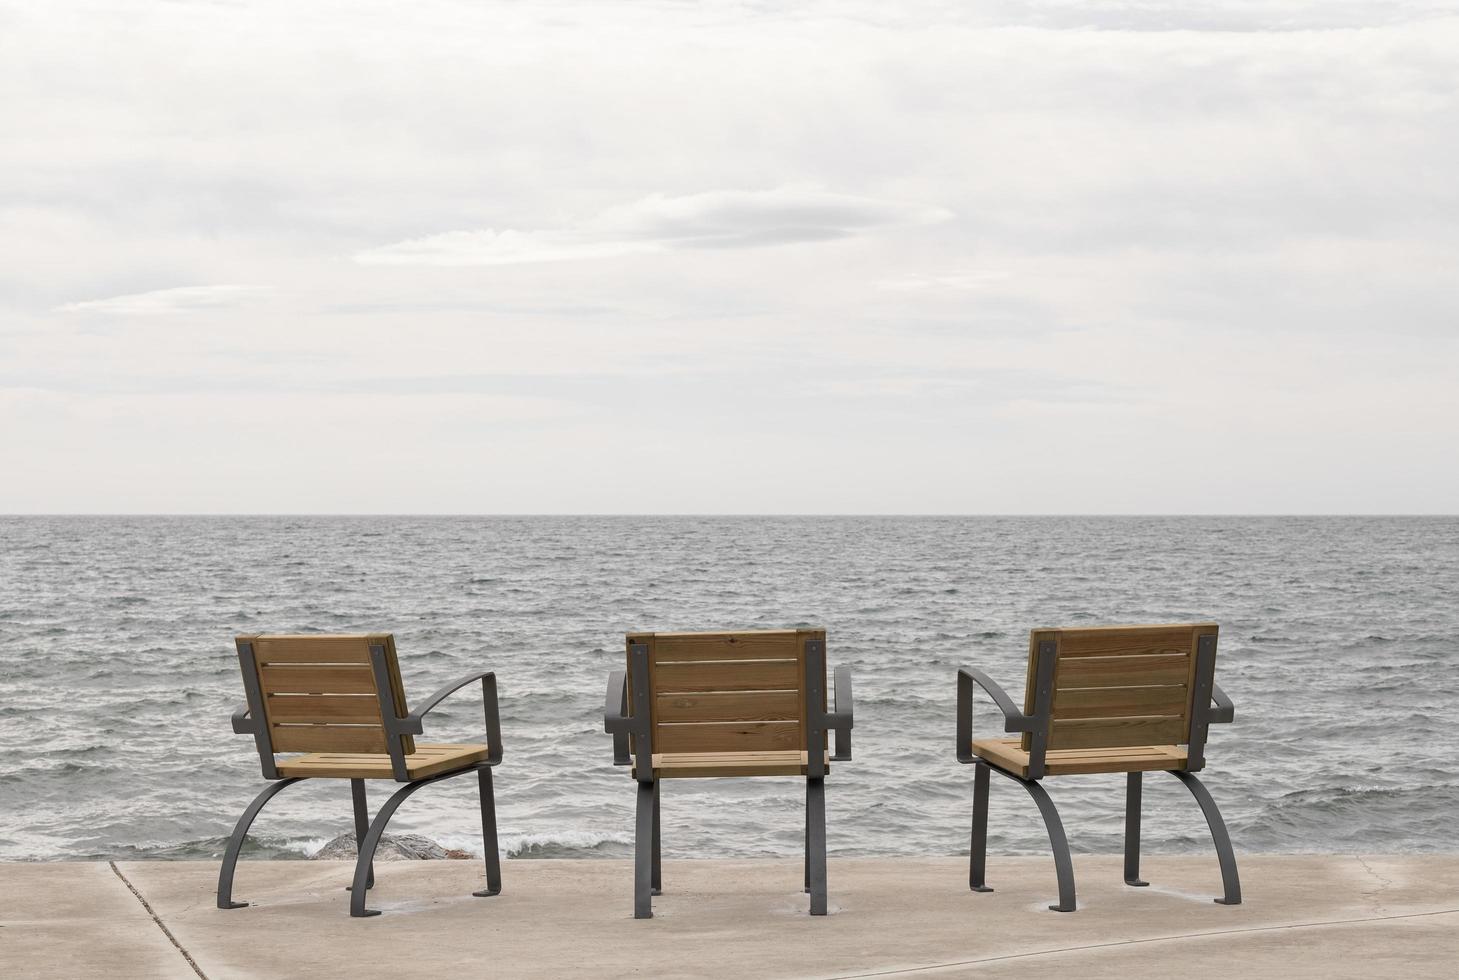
left=1054, top=626, right=1204, bottom=658
left=268, top=724, right=388, bottom=753
left=1053, top=685, right=1189, bottom=719
left=264, top=694, right=382, bottom=724
left=1049, top=716, right=1187, bottom=750
left=274, top=743, right=488, bottom=779
left=656, top=690, right=799, bottom=723
left=648, top=633, right=799, bottom=663
left=1056, top=654, right=1190, bottom=688
left=654, top=720, right=799, bottom=753
left=972, top=738, right=1186, bottom=777
left=641, top=750, right=830, bottom=779
left=251, top=635, right=374, bottom=664
left=654, top=659, right=799, bottom=693
left=259, top=664, right=377, bottom=695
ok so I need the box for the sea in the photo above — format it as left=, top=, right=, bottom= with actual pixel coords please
left=2, top=516, right=1456, bottom=863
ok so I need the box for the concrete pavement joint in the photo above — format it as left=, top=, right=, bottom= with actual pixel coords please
left=108, top=861, right=208, bottom=980
left=825, top=907, right=1459, bottom=978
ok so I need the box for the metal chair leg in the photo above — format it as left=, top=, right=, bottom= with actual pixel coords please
left=1124, top=771, right=1148, bottom=886
left=345, top=779, right=374, bottom=891
left=473, top=767, right=502, bottom=897
left=1012, top=775, right=1076, bottom=912
left=634, top=780, right=655, bottom=919
left=651, top=780, right=662, bottom=896
left=970, top=761, right=992, bottom=892
left=1169, top=770, right=1242, bottom=905
left=217, top=777, right=303, bottom=909
left=349, top=767, right=478, bottom=917
left=806, top=777, right=828, bottom=915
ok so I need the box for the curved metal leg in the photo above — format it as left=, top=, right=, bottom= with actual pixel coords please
left=473, top=767, right=502, bottom=898
left=1018, top=778, right=1076, bottom=911
left=217, top=778, right=304, bottom=909
left=349, top=768, right=481, bottom=917
left=806, top=777, right=828, bottom=915
left=345, top=779, right=374, bottom=892
left=651, top=780, right=662, bottom=896
left=970, top=761, right=992, bottom=892
left=1124, top=772, right=1148, bottom=886
left=634, top=780, right=655, bottom=919
left=1169, top=770, right=1242, bottom=905
left=1016, top=778, right=1076, bottom=911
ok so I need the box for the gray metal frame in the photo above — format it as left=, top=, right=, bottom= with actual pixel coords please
left=956, top=661, right=1239, bottom=911
left=604, top=635, right=854, bottom=919
left=220, top=659, right=505, bottom=917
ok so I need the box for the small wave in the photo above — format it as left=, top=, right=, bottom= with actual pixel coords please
left=501, top=831, right=634, bottom=859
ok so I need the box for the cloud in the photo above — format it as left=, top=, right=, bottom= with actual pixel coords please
left=53, top=284, right=271, bottom=315
left=353, top=188, right=952, bottom=266
left=875, top=270, right=1011, bottom=292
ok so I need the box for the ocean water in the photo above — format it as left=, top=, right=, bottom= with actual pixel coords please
left=1, top=515, right=1456, bottom=864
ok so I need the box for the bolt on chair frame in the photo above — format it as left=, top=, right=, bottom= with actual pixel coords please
left=956, top=625, right=1240, bottom=912
left=218, top=635, right=505, bottom=917
left=604, top=630, right=853, bottom=918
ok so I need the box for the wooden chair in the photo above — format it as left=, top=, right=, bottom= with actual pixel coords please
left=219, top=633, right=504, bottom=917
left=956, top=623, right=1240, bottom=912
left=603, top=629, right=853, bottom=918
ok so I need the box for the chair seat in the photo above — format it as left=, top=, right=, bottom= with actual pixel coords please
left=634, top=750, right=832, bottom=779
left=275, top=742, right=491, bottom=780
left=971, top=738, right=1187, bottom=778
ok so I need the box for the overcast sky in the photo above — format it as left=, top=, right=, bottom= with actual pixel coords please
left=2, top=1, right=1457, bottom=513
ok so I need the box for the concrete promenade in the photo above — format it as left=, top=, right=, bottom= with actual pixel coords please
left=3, top=856, right=1456, bottom=978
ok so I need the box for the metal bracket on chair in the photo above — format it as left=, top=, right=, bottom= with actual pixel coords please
left=628, top=644, right=654, bottom=784
left=235, top=640, right=279, bottom=780
left=604, top=670, right=632, bottom=765
left=827, top=665, right=854, bottom=761
left=1025, top=640, right=1057, bottom=781
left=804, top=639, right=828, bottom=779
left=1186, top=634, right=1218, bottom=772
left=368, top=644, right=411, bottom=782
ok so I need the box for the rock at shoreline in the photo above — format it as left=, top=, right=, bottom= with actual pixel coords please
left=310, top=832, right=473, bottom=861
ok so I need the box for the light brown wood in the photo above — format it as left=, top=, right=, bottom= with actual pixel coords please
left=259, top=664, right=377, bottom=695
left=241, top=633, right=415, bottom=757
left=972, top=737, right=1186, bottom=777
left=274, top=743, right=489, bottom=779
left=654, top=720, right=800, bottom=753
left=647, top=632, right=799, bottom=663
left=251, top=635, right=378, bottom=664
left=654, top=659, right=800, bottom=693
left=655, top=690, right=799, bottom=723
left=269, top=724, right=389, bottom=753
left=1050, top=716, right=1187, bottom=750
left=263, top=694, right=382, bottom=724
left=625, top=628, right=827, bottom=776
left=1020, top=623, right=1215, bottom=754
left=635, top=750, right=831, bottom=779
left=1056, top=654, right=1190, bottom=688
left=1053, top=686, right=1188, bottom=718
left=1053, top=625, right=1208, bottom=658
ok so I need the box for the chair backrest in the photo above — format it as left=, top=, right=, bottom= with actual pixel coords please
left=235, top=634, right=414, bottom=762
left=625, top=629, right=827, bottom=756
left=1021, top=623, right=1219, bottom=754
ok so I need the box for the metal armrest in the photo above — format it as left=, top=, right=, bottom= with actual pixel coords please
left=825, top=665, right=853, bottom=761
left=1209, top=682, right=1235, bottom=724
left=603, top=670, right=633, bottom=765
left=957, top=667, right=1035, bottom=763
left=395, top=669, right=503, bottom=764
left=231, top=702, right=257, bottom=735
